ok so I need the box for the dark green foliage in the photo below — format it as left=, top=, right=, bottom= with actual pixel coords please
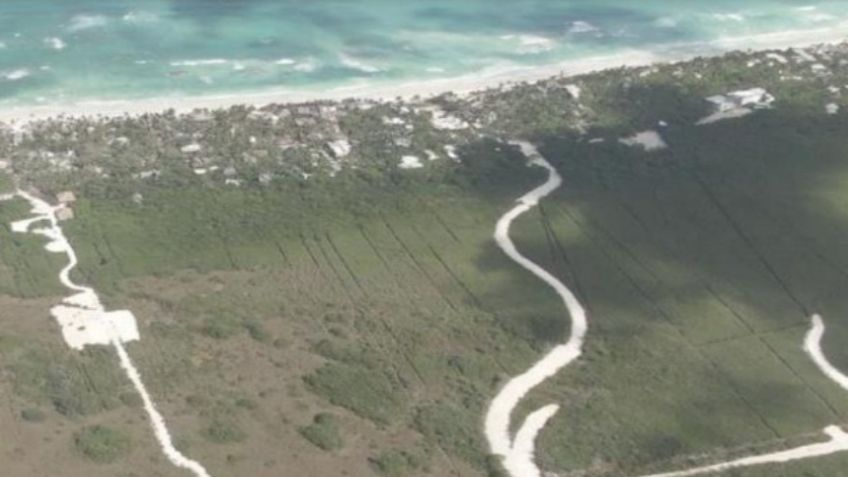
left=0, top=337, right=126, bottom=417
left=298, top=413, right=344, bottom=451
left=484, top=455, right=509, bottom=477
left=243, top=319, right=271, bottom=343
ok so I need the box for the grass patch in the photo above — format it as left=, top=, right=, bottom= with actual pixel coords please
left=414, top=404, right=485, bottom=467
left=20, top=407, right=45, bottom=423
left=369, top=449, right=427, bottom=476
left=203, top=419, right=247, bottom=444
left=0, top=336, right=126, bottom=417
left=73, top=425, right=132, bottom=463
left=299, top=413, right=344, bottom=451
left=304, top=363, right=404, bottom=426
left=200, top=314, right=241, bottom=340
left=0, top=172, right=12, bottom=193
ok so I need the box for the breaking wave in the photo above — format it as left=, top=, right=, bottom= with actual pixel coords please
left=68, top=14, right=109, bottom=32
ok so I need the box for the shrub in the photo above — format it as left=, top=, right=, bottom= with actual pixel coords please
left=243, top=319, right=271, bottom=343
left=200, top=315, right=240, bottom=339
left=235, top=397, right=258, bottom=410
left=73, top=425, right=132, bottom=463
left=20, top=408, right=45, bottom=423
left=203, top=420, right=247, bottom=444
left=369, top=450, right=424, bottom=476
left=485, top=455, right=509, bottom=477
left=299, top=413, right=344, bottom=451
left=304, top=363, right=403, bottom=425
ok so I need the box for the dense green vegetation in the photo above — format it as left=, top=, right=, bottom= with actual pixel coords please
left=2, top=44, right=848, bottom=476
left=0, top=334, right=131, bottom=417
left=0, top=198, right=66, bottom=297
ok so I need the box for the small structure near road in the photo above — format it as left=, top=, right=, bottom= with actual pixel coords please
left=706, top=88, right=775, bottom=112
left=399, top=155, right=423, bottom=169
left=56, top=190, right=76, bottom=204
left=326, top=139, right=352, bottom=158
left=181, top=143, right=202, bottom=153
left=619, top=130, right=668, bottom=152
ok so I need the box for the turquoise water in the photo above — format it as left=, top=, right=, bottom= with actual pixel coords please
left=0, top=0, right=847, bottom=105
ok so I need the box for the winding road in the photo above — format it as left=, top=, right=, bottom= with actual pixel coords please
left=4, top=143, right=848, bottom=477
left=485, top=142, right=848, bottom=477
left=484, top=141, right=588, bottom=477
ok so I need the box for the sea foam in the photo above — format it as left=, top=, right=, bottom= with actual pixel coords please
left=293, top=58, right=319, bottom=72
left=170, top=59, right=229, bottom=67
left=68, top=14, right=109, bottom=32
left=501, top=34, right=556, bottom=54
left=3, top=69, right=30, bottom=81
left=339, top=53, right=381, bottom=73
left=123, top=11, right=159, bottom=24
left=44, top=37, right=66, bottom=50
left=567, top=21, right=600, bottom=34
left=713, top=13, right=746, bottom=22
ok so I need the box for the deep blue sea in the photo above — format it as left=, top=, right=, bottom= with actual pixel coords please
left=1, top=1, right=847, bottom=106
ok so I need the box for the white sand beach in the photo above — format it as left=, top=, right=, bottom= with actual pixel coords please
left=0, top=24, right=846, bottom=125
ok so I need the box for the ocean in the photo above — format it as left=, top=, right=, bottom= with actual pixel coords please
left=0, top=0, right=847, bottom=108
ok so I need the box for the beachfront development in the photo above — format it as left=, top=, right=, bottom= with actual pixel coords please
left=3, top=2, right=848, bottom=477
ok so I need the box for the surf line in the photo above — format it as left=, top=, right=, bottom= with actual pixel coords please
left=639, top=314, right=848, bottom=477
left=5, top=190, right=211, bottom=477
left=484, top=141, right=588, bottom=477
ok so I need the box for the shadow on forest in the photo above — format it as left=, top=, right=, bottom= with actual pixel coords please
left=462, top=95, right=848, bottom=472
left=471, top=102, right=848, bottom=354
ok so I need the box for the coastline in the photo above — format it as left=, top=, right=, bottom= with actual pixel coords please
left=1, top=23, right=847, bottom=125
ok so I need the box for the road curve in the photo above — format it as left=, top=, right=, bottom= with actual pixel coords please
left=484, top=141, right=588, bottom=477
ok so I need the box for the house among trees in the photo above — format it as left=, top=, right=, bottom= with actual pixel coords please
left=56, top=191, right=76, bottom=204
left=706, top=88, right=775, bottom=112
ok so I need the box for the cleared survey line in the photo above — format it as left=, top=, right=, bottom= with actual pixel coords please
left=7, top=191, right=211, bottom=477
left=483, top=141, right=588, bottom=477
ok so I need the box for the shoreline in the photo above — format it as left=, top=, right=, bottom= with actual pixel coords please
left=1, top=24, right=847, bottom=125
